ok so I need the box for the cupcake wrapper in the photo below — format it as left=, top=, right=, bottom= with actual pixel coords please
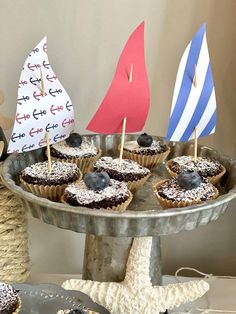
left=13, top=296, right=21, bottom=314
left=154, top=179, right=219, bottom=209
left=209, top=166, right=226, bottom=185
left=126, top=173, right=151, bottom=193
left=20, top=175, right=82, bottom=202
left=120, top=145, right=171, bottom=169
left=165, top=159, right=179, bottom=179
left=165, top=158, right=226, bottom=185
left=48, top=149, right=102, bottom=174
left=61, top=191, right=133, bottom=213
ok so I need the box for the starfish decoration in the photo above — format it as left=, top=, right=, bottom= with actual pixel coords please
left=62, top=237, right=209, bottom=314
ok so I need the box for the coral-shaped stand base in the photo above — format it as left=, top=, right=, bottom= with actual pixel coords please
left=63, top=237, right=209, bottom=314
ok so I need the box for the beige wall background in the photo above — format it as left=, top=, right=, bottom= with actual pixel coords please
left=0, top=0, right=236, bottom=275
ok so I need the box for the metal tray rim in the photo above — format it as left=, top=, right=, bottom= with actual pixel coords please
left=2, top=140, right=236, bottom=220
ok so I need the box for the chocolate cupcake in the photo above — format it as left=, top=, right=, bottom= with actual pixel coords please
left=62, top=172, right=132, bottom=212
left=120, top=133, right=170, bottom=169
left=20, top=160, right=82, bottom=201
left=93, top=157, right=150, bottom=193
left=165, top=155, right=226, bottom=185
left=154, top=171, right=219, bottom=209
left=49, top=133, right=101, bottom=174
left=0, top=282, right=21, bottom=314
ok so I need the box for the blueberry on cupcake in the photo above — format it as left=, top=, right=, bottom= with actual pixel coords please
left=120, top=133, right=170, bottom=169
left=165, top=155, right=226, bottom=185
left=154, top=170, right=219, bottom=209
left=49, top=133, right=101, bottom=174
left=137, top=133, right=153, bottom=147
left=62, top=171, right=132, bottom=212
left=93, top=157, right=150, bottom=193
left=66, top=133, right=83, bottom=147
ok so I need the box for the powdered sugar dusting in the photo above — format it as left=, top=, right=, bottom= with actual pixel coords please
left=21, top=160, right=79, bottom=184
left=95, top=157, right=150, bottom=175
left=158, top=178, right=216, bottom=202
left=0, top=282, right=17, bottom=312
left=124, top=140, right=166, bottom=154
left=65, top=179, right=129, bottom=205
left=52, top=138, right=98, bottom=157
left=170, top=156, right=222, bottom=176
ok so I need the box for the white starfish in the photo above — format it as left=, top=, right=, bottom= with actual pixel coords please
left=62, top=237, right=209, bottom=314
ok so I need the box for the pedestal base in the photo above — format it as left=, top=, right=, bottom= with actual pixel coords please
left=83, top=235, right=162, bottom=285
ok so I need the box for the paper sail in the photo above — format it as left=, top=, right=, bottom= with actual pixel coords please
left=166, top=23, right=216, bottom=142
left=8, top=37, right=75, bottom=153
left=86, top=21, right=150, bottom=134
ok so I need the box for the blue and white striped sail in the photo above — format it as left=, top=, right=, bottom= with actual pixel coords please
left=167, top=23, right=216, bottom=142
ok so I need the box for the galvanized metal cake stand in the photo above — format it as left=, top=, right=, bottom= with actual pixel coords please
left=2, top=134, right=236, bottom=285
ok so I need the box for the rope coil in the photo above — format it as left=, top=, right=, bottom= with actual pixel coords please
left=0, top=165, right=30, bottom=282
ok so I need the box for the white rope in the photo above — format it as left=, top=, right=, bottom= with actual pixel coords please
left=195, top=309, right=236, bottom=314
left=175, top=267, right=213, bottom=280
left=173, top=267, right=236, bottom=314
left=172, top=308, right=236, bottom=314
left=174, top=267, right=236, bottom=281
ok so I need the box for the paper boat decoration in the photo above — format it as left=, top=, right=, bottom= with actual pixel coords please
left=8, top=37, right=75, bottom=153
left=86, top=22, right=150, bottom=134
left=167, top=23, right=216, bottom=142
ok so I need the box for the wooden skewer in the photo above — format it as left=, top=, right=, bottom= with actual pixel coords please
left=118, top=64, right=132, bottom=165
left=129, top=64, right=133, bottom=83
left=193, top=64, right=198, bottom=162
left=40, top=67, right=45, bottom=96
left=193, top=64, right=197, bottom=87
left=118, top=66, right=132, bottom=165
left=119, top=117, right=127, bottom=166
left=194, top=127, right=198, bottom=163
left=45, top=132, right=52, bottom=172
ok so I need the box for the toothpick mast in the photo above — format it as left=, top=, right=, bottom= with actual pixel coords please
left=42, top=70, right=51, bottom=170
left=45, top=132, right=52, bottom=172
left=193, top=64, right=197, bottom=88
left=119, top=117, right=127, bottom=166
left=194, top=127, right=198, bottom=162
left=193, top=64, right=197, bottom=162
left=119, top=64, right=133, bottom=166
left=129, top=64, right=133, bottom=83
left=40, top=67, right=45, bottom=96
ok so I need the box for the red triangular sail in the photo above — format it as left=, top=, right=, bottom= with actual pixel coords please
left=86, top=22, right=150, bottom=133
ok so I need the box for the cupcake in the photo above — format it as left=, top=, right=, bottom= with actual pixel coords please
left=165, top=155, right=226, bottom=185
left=20, top=160, right=82, bottom=201
left=0, top=282, right=21, bottom=314
left=57, top=308, right=99, bottom=314
left=62, top=172, right=132, bottom=212
left=93, top=157, right=150, bottom=193
left=120, top=133, right=170, bottom=169
left=154, top=170, right=219, bottom=209
left=49, top=133, right=101, bottom=174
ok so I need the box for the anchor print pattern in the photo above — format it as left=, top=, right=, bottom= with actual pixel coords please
left=8, top=37, right=75, bottom=153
